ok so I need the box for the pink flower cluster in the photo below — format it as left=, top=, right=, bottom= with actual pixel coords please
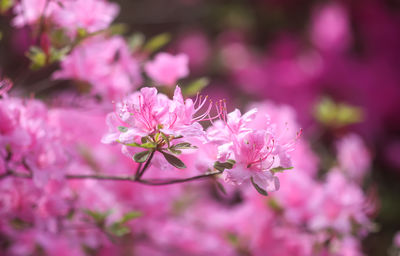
left=102, top=86, right=297, bottom=194
left=0, top=96, right=66, bottom=186
left=0, top=0, right=380, bottom=254
left=13, top=0, right=119, bottom=37
left=54, top=35, right=142, bottom=100
left=0, top=90, right=375, bottom=256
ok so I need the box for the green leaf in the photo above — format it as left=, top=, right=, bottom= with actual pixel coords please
left=49, top=46, right=70, bottom=63
left=123, top=142, right=141, bottom=147
left=140, top=142, right=156, bottom=149
left=107, top=23, right=128, bottom=35
left=182, top=77, right=210, bottom=97
left=128, top=33, right=145, bottom=52
left=250, top=177, right=268, bottom=196
left=161, top=151, right=186, bottom=169
left=133, top=150, right=151, bottom=163
left=84, top=209, right=111, bottom=226
left=167, top=148, right=182, bottom=155
left=120, top=211, right=142, bottom=224
left=270, top=166, right=293, bottom=174
left=118, top=126, right=128, bottom=132
left=226, top=159, right=236, bottom=165
left=172, top=142, right=197, bottom=149
left=214, top=160, right=236, bottom=171
left=144, top=33, right=171, bottom=53
left=108, top=223, right=130, bottom=237
left=0, top=0, right=14, bottom=13
left=314, top=98, right=363, bottom=128
left=26, top=46, right=46, bottom=70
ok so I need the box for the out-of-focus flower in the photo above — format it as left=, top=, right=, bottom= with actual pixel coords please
left=12, top=0, right=59, bottom=27
left=52, top=0, right=119, bottom=37
left=54, top=36, right=141, bottom=100
left=176, top=32, right=210, bottom=71
left=12, top=0, right=119, bottom=37
left=144, top=53, right=189, bottom=86
left=337, top=134, right=371, bottom=182
left=308, top=170, right=371, bottom=235
left=310, top=2, right=351, bottom=52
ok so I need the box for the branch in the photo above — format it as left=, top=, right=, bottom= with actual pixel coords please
left=136, top=170, right=223, bottom=185
left=0, top=169, right=224, bottom=186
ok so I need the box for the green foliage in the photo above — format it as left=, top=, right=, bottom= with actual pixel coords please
left=270, top=166, right=293, bottom=173
left=161, top=151, right=186, bottom=169
left=107, top=211, right=142, bottom=237
left=144, top=33, right=171, bottom=53
left=314, top=98, right=363, bottom=128
left=128, top=33, right=145, bottom=52
left=84, top=209, right=112, bottom=227
left=133, top=150, right=152, bottom=163
left=172, top=142, right=197, bottom=150
left=214, top=159, right=236, bottom=171
left=26, top=47, right=47, bottom=70
left=0, top=0, right=13, bottom=13
left=182, top=77, right=210, bottom=97
left=49, top=46, right=70, bottom=62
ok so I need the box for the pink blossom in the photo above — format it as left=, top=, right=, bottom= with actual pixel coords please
left=12, top=0, right=59, bottom=27
left=54, top=36, right=141, bottom=100
left=276, top=171, right=318, bottom=224
left=144, top=53, right=189, bottom=86
left=310, top=2, right=351, bottom=52
left=176, top=32, right=210, bottom=71
left=12, top=0, right=119, bottom=37
left=225, top=131, right=280, bottom=192
left=0, top=79, right=13, bottom=96
left=207, top=107, right=298, bottom=193
left=102, top=86, right=220, bottom=169
left=103, top=86, right=211, bottom=144
left=0, top=97, right=67, bottom=186
left=308, top=170, right=370, bottom=235
left=52, top=0, right=119, bottom=36
left=337, top=134, right=371, bottom=182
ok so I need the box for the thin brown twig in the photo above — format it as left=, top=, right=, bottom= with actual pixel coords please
left=1, top=168, right=223, bottom=186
